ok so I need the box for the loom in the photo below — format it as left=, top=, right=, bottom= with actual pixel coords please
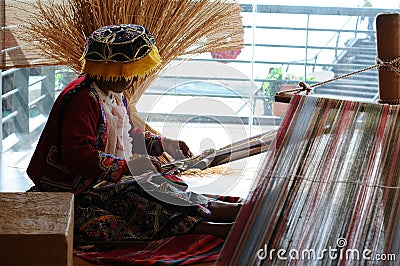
left=217, top=12, right=400, bottom=265
left=161, top=130, right=276, bottom=174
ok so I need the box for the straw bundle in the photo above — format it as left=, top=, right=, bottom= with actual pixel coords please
left=179, top=165, right=237, bottom=177
left=12, top=0, right=243, bottom=138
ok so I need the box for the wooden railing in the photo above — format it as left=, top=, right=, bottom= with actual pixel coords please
left=1, top=67, right=55, bottom=151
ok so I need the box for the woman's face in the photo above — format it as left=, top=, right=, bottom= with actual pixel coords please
left=96, top=76, right=137, bottom=94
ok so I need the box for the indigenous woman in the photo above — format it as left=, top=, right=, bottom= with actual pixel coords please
left=27, top=24, right=240, bottom=244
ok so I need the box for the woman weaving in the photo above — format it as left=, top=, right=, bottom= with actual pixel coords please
left=27, top=24, right=240, bottom=243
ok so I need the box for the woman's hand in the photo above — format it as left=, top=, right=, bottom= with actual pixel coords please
left=163, top=138, right=194, bottom=159
left=126, top=156, right=161, bottom=176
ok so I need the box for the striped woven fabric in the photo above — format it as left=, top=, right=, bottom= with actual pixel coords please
left=218, top=95, right=400, bottom=265
left=75, top=234, right=223, bottom=265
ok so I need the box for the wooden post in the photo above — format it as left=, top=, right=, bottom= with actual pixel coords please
left=376, top=13, right=400, bottom=103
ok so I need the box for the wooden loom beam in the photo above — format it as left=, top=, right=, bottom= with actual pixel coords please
left=376, top=12, right=400, bottom=103
left=160, top=130, right=276, bottom=173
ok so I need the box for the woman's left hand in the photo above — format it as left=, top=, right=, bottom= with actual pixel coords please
left=163, top=138, right=194, bottom=159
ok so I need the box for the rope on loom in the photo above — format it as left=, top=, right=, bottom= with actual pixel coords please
left=276, top=56, right=400, bottom=104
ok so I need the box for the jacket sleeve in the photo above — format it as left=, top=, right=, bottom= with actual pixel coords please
left=61, top=90, right=125, bottom=183
left=130, top=127, right=164, bottom=157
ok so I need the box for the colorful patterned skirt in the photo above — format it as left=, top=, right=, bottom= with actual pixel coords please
left=73, top=174, right=212, bottom=244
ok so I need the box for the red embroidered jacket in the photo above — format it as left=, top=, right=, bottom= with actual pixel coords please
left=27, top=75, right=163, bottom=194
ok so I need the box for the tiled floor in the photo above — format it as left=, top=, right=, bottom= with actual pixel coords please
left=0, top=151, right=34, bottom=192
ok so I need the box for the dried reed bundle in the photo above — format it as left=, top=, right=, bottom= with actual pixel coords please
left=12, top=0, right=244, bottom=137
left=13, top=0, right=244, bottom=95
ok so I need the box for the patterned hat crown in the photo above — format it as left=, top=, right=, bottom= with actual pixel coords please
left=80, top=24, right=161, bottom=80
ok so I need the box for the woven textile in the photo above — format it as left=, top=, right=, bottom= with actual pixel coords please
left=219, top=95, right=400, bottom=265
left=75, top=234, right=223, bottom=265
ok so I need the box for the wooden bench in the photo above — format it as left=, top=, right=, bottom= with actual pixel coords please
left=0, top=192, right=74, bottom=266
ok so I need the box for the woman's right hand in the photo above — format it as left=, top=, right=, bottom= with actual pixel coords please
left=126, top=156, right=161, bottom=176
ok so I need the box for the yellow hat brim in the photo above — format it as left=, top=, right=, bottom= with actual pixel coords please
left=80, top=47, right=161, bottom=81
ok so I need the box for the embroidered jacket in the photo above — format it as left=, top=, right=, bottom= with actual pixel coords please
left=27, top=75, right=163, bottom=194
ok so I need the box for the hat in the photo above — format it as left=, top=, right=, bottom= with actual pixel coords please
left=80, top=24, right=161, bottom=81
